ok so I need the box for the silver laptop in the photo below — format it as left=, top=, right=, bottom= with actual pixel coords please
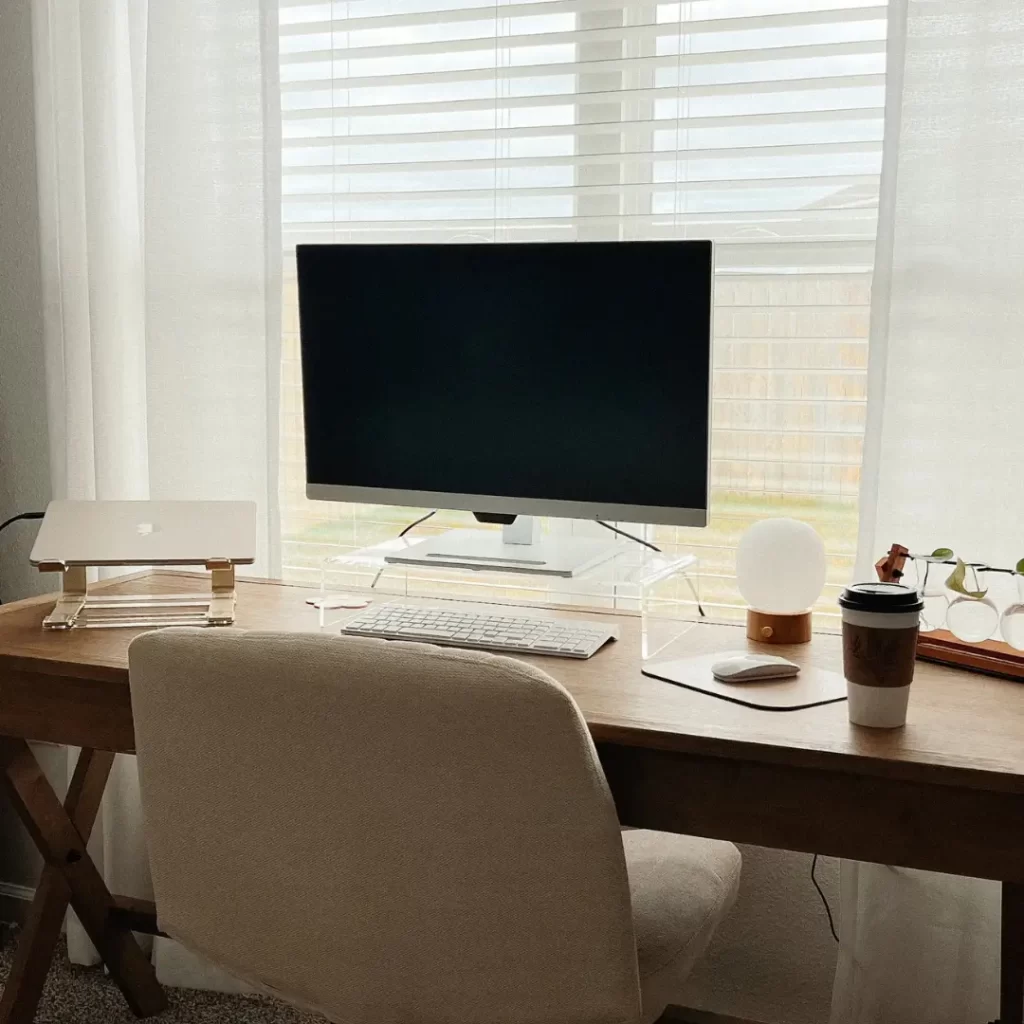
left=30, top=500, right=257, bottom=567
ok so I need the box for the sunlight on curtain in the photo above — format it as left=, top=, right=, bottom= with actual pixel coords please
left=30, top=0, right=281, bottom=981
left=835, top=2, right=1024, bottom=1021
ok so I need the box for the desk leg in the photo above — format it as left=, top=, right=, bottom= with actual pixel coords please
left=0, top=739, right=166, bottom=1021
left=0, top=748, right=114, bottom=1023
left=1002, top=882, right=1024, bottom=1024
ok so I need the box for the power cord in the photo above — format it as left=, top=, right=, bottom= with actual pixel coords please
left=811, top=854, right=839, bottom=943
left=397, top=509, right=437, bottom=538
left=0, top=512, right=44, bottom=534
left=596, top=520, right=705, bottom=617
left=370, top=510, right=438, bottom=589
left=596, top=519, right=660, bottom=553
left=0, top=512, right=45, bottom=605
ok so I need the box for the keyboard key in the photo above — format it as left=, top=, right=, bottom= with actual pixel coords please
left=340, top=605, right=614, bottom=659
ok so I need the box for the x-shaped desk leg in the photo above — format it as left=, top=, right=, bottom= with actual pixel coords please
left=0, top=739, right=166, bottom=1022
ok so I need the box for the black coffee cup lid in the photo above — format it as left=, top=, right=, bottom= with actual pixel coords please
left=838, top=582, right=924, bottom=613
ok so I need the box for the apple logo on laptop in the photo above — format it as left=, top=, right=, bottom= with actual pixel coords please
left=136, top=522, right=158, bottom=536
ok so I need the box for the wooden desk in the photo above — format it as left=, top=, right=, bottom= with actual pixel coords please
left=0, top=571, right=1022, bottom=1024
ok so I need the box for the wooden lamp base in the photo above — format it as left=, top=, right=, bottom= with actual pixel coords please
left=746, top=609, right=812, bottom=644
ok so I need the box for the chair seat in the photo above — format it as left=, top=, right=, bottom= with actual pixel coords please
left=623, top=829, right=742, bottom=1024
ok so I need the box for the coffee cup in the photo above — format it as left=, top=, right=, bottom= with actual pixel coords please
left=837, top=583, right=924, bottom=728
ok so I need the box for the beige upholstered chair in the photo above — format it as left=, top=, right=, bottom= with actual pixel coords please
left=129, top=628, right=740, bottom=1024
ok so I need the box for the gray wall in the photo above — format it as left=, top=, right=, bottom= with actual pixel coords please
left=0, top=0, right=51, bottom=604
left=0, top=4, right=839, bottom=1019
left=0, top=0, right=54, bottom=893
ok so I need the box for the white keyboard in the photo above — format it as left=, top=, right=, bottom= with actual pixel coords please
left=340, top=603, right=618, bottom=659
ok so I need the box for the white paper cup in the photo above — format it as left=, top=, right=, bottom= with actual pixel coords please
left=845, top=678, right=912, bottom=728
left=838, top=585, right=923, bottom=728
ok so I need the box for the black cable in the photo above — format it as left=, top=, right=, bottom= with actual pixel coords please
left=811, top=854, right=839, bottom=943
left=371, top=510, right=439, bottom=589
left=398, top=509, right=437, bottom=537
left=0, top=512, right=44, bottom=534
left=596, top=519, right=660, bottom=552
left=0, top=512, right=45, bottom=605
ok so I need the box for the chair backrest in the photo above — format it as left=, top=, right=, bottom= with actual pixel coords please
left=129, top=627, right=641, bottom=1024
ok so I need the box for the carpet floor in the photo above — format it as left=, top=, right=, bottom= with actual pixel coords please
left=0, top=925, right=320, bottom=1024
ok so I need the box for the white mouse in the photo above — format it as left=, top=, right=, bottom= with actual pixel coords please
left=711, top=652, right=800, bottom=682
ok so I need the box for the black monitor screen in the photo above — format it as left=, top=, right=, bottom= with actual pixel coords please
left=297, top=241, right=712, bottom=522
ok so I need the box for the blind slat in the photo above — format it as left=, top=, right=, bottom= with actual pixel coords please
left=284, top=60, right=884, bottom=94
left=281, top=173, right=875, bottom=203
left=281, top=4, right=884, bottom=38
left=282, top=141, right=881, bottom=177
left=282, top=81, right=888, bottom=134
left=281, top=58, right=883, bottom=93
left=281, top=215, right=877, bottom=237
left=282, top=37, right=883, bottom=69
left=283, top=89, right=881, bottom=120
left=282, top=101, right=883, bottom=148
left=284, top=105, right=884, bottom=149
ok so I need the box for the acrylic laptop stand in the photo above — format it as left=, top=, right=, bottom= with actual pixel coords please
left=30, top=500, right=257, bottom=630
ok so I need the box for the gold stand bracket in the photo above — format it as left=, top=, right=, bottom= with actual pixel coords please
left=205, top=559, right=236, bottom=626
left=36, top=563, right=87, bottom=630
left=38, top=561, right=239, bottom=631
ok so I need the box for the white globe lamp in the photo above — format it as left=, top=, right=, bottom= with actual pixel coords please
left=736, top=518, right=827, bottom=644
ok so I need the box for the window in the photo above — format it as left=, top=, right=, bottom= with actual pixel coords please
left=279, top=0, right=886, bottom=620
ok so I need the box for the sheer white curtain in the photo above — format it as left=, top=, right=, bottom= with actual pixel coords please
left=833, top=1, right=1024, bottom=1020
left=30, top=0, right=281, bottom=981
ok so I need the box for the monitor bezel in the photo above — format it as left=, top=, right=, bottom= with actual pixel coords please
left=305, top=482, right=709, bottom=527
left=300, top=239, right=714, bottom=529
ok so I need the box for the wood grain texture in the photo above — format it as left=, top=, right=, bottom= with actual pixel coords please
left=918, top=629, right=1024, bottom=683
left=745, top=608, right=811, bottom=644
left=0, top=747, right=115, bottom=1024
left=1, top=570, right=1021, bottom=796
left=600, top=744, right=1024, bottom=883
left=0, top=738, right=166, bottom=1018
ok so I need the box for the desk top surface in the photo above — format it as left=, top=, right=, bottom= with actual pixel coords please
left=1, top=571, right=1021, bottom=794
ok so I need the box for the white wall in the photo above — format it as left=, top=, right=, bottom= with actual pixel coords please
left=0, top=0, right=54, bottom=892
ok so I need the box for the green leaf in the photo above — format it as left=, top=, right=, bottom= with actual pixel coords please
left=945, top=558, right=989, bottom=599
left=931, top=547, right=954, bottom=559
left=1016, top=557, right=1024, bottom=575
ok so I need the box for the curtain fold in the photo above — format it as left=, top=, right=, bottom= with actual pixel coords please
left=30, top=0, right=281, bottom=981
left=144, top=0, right=282, bottom=570
left=836, top=1, right=1024, bottom=1021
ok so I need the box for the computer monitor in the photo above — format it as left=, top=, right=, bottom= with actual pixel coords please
left=297, top=240, right=712, bottom=576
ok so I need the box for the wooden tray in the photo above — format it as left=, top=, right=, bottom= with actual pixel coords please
left=916, top=629, right=1024, bottom=682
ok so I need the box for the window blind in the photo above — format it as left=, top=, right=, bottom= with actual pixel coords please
left=278, top=0, right=887, bottom=617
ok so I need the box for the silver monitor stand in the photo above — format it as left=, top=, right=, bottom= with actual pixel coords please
left=383, top=515, right=619, bottom=579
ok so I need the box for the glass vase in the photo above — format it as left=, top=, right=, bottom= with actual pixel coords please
left=999, top=574, right=1024, bottom=651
